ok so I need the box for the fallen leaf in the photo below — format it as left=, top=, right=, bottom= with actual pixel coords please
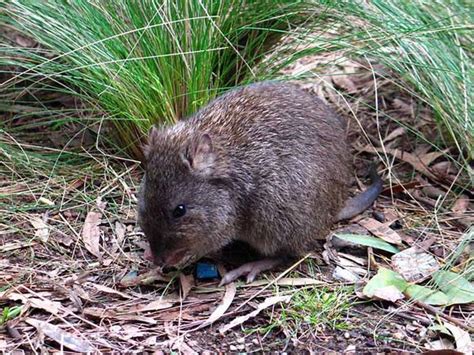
left=381, top=181, right=420, bottom=195
left=83, top=307, right=157, bottom=324
left=363, top=267, right=408, bottom=301
left=391, top=246, right=440, bottom=283
left=332, top=74, right=358, bottom=93
left=131, top=299, right=175, bottom=312
left=30, top=216, right=49, bottom=243
left=81, top=211, right=102, bottom=258
left=384, top=127, right=406, bottom=143
left=359, top=146, right=447, bottom=180
left=26, top=318, right=94, bottom=352
left=90, top=284, right=134, bottom=300
left=111, top=221, right=126, bottom=254
left=357, top=218, right=403, bottom=245
left=333, top=266, right=360, bottom=283
left=195, top=282, right=236, bottom=330
left=444, top=322, right=472, bottom=355
left=392, top=98, right=413, bottom=114
left=119, top=269, right=171, bottom=287
left=118, top=324, right=145, bottom=339
left=28, top=298, right=61, bottom=315
left=337, top=252, right=368, bottom=266
left=179, top=273, right=194, bottom=300
left=432, top=270, right=474, bottom=306
left=405, top=284, right=449, bottom=305
left=425, top=339, right=456, bottom=351
left=372, top=285, right=405, bottom=302
left=245, top=277, right=325, bottom=287
left=219, top=295, right=291, bottom=334
left=451, top=195, right=470, bottom=214
left=335, top=233, right=400, bottom=253
left=7, top=293, right=61, bottom=315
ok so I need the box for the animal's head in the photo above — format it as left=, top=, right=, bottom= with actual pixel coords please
left=137, top=126, right=236, bottom=269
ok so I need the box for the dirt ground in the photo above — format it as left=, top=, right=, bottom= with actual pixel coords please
left=1, top=53, right=473, bottom=353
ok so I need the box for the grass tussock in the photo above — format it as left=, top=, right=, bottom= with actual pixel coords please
left=1, top=0, right=472, bottom=160
left=0, top=0, right=312, bottom=157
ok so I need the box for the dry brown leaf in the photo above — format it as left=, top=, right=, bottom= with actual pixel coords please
left=171, top=338, right=197, bottom=355
left=90, top=283, right=134, bottom=300
left=115, top=221, right=126, bottom=244
left=444, top=322, right=473, bottom=355
left=0, top=339, right=7, bottom=351
left=332, top=75, right=358, bottom=93
left=26, top=318, right=95, bottom=352
left=426, top=339, right=457, bottom=351
left=391, top=246, right=440, bottom=283
left=359, top=145, right=447, bottom=180
left=81, top=210, right=102, bottom=258
left=119, top=268, right=171, bottom=287
left=358, top=217, right=403, bottom=245
left=451, top=195, right=470, bottom=214
left=333, top=266, right=360, bottom=283
left=193, top=282, right=236, bottom=331
left=219, top=295, right=291, bottom=334
left=15, top=34, right=36, bottom=48
left=30, top=216, right=49, bottom=242
left=372, top=285, right=405, bottom=302
left=83, top=307, right=157, bottom=324
left=130, top=299, right=175, bottom=312
left=179, top=273, right=194, bottom=300
left=384, top=127, right=406, bottom=143
left=7, top=293, right=61, bottom=315
left=110, top=324, right=145, bottom=340
left=392, top=98, right=413, bottom=114
left=245, top=277, right=325, bottom=287
left=29, top=298, right=61, bottom=315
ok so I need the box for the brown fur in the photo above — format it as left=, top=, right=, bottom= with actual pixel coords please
left=138, top=82, right=352, bottom=267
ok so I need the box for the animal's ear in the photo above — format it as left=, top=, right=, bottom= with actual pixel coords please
left=182, top=133, right=215, bottom=175
left=142, top=125, right=160, bottom=160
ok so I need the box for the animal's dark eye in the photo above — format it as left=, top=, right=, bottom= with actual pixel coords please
left=173, top=204, right=186, bottom=218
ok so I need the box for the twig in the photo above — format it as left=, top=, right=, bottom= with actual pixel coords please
left=410, top=300, right=473, bottom=332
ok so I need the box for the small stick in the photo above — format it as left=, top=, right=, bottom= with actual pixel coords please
left=410, top=300, right=473, bottom=332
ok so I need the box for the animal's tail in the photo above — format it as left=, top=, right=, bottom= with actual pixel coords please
left=336, top=165, right=383, bottom=221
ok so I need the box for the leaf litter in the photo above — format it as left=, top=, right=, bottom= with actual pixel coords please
left=2, top=49, right=473, bottom=353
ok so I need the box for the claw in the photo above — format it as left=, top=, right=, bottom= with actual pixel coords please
left=219, top=258, right=281, bottom=286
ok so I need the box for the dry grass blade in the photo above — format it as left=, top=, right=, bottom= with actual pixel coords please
left=218, top=295, right=292, bottom=334
left=25, top=318, right=95, bottom=353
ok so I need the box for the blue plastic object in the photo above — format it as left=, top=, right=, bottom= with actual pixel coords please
left=195, top=262, right=219, bottom=280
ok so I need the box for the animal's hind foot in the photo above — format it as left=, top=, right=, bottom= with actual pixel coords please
left=219, top=258, right=281, bottom=286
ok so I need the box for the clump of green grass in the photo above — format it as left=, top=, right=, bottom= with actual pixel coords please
left=280, top=286, right=354, bottom=336
left=0, top=1, right=472, bottom=163
left=0, top=0, right=313, bottom=157
left=0, top=306, right=22, bottom=325
left=267, top=1, right=473, bottom=159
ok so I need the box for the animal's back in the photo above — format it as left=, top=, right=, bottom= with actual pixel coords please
left=187, top=82, right=351, bottom=256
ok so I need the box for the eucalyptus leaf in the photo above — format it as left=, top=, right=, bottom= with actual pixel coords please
left=405, top=284, right=449, bottom=305
left=432, top=270, right=474, bottom=306
left=335, top=233, right=400, bottom=254
left=363, top=267, right=408, bottom=299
